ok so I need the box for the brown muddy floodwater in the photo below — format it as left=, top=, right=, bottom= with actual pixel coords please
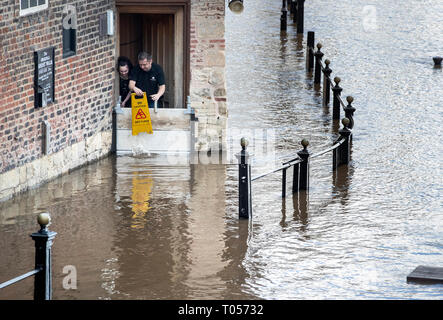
left=0, top=0, right=442, bottom=299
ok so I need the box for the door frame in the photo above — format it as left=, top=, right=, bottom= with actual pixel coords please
left=115, top=1, right=190, bottom=108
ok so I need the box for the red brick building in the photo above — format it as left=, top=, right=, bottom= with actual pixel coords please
left=0, top=0, right=227, bottom=201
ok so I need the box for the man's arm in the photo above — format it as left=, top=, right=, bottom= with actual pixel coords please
left=129, top=80, right=144, bottom=96
left=150, top=84, right=165, bottom=101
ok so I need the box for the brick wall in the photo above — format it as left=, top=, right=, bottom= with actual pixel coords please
left=190, top=0, right=227, bottom=151
left=0, top=0, right=116, bottom=175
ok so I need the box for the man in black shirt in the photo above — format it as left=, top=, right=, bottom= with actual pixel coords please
left=129, top=52, right=166, bottom=108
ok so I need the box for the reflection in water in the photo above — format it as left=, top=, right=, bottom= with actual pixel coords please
left=130, top=174, right=153, bottom=229
left=292, top=190, right=309, bottom=228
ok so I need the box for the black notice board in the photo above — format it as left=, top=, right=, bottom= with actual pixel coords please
left=34, top=47, right=55, bottom=108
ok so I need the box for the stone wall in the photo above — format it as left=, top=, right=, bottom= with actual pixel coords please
left=0, top=131, right=112, bottom=201
left=190, top=0, right=227, bottom=152
left=0, top=0, right=115, bottom=201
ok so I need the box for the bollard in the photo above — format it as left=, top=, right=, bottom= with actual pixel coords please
left=296, top=0, right=304, bottom=34
left=306, top=31, right=315, bottom=72
left=344, top=96, right=356, bottom=130
left=332, top=77, right=343, bottom=120
left=314, top=43, right=324, bottom=86
left=31, top=213, right=57, bottom=300
left=333, top=118, right=352, bottom=170
left=236, top=138, right=252, bottom=219
left=322, top=59, right=332, bottom=106
left=281, top=0, right=287, bottom=32
left=293, top=139, right=310, bottom=193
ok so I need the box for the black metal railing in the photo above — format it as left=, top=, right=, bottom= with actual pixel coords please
left=0, top=213, right=56, bottom=300
left=236, top=30, right=356, bottom=219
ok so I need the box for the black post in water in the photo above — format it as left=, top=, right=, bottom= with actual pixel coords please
left=314, top=43, right=324, bottom=86
left=282, top=167, right=287, bottom=198
left=344, top=96, right=356, bottom=130
left=306, top=31, right=315, bottom=71
left=293, top=139, right=310, bottom=193
left=291, top=0, right=297, bottom=23
left=296, top=0, right=304, bottom=34
left=281, top=0, right=287, bottom=32
left=31, top=213, right=57, bottom=300
left=339, top=118, right=352, bottom=165
left=333, top=118, right=352, bottom=170
left=236, top=138, right=252, bottom=219
left=292, top=162, right=299, bottom=194
left=332, top=77, right=343, bottom=120
left=323, top=59, right=332, bottom=106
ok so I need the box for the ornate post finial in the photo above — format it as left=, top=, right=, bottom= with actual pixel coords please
left=240, top=137, right=248, bottom=150
left=37, top=213, right=51, bottom=233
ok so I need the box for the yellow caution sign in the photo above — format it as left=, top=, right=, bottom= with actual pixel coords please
left=131, top=92, right=153, bottom=135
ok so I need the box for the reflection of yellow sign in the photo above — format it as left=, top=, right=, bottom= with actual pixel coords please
left=131, top=93, right=153, bottom=135
left=131, top=175, right=153, bottom=229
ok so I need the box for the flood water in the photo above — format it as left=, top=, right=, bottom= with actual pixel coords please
left=1, top=0, right=442, bottom=299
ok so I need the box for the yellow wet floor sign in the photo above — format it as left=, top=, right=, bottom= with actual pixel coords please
left=131, top=92, right=153, bottom=135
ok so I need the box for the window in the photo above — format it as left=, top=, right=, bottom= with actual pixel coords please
left=20, top=0, right=48, bottom=16
left=62, top=4, right=77, bottom=58
left=63, top=26, right=76, bottom=58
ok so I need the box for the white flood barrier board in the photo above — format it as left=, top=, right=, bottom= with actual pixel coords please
left=116, top=108, right=190, bottom=156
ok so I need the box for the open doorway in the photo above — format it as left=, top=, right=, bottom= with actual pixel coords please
left=117, top=5, right=187, bottom=109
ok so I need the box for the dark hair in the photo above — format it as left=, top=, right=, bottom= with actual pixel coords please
left=137, top=51, right=152, bottom=62
left=117, top=56, right=133, bottom=71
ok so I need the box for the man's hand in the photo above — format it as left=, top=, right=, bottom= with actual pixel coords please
left=133, top=87, right=144, bottom=96
left=150, top=93, right=162, bottom=101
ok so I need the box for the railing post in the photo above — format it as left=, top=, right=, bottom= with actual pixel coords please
left=31, top=213, right=57, bottom=301
left=339, top=118, right=352, bottom=165
left=323, top=59, right=332, bottom=106
left=333, top=118, right=352, bottom=170
left=306, top=31, right=315, bottom=72
left=291, top=0, right=297, bottom=23
left=281, top=0, right=287, bottom=32
left=296, top=0, right=304, bottom=34
left=236, top=138, right=252, bottom=219
left=282, top=167, right=287, bottom=198
left=292, top=162, right=299, bottom=194
left=344, top=96, right=356, bottom=130
left=332, top=77, right=343, bottom=120
left=314, top=43, right=324, bottom=86
left=293, top=139, right=310, bottom=193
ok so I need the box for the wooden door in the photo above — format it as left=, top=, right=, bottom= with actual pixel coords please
left=119, top=14, right=142, bottom=65
left=142, top=14, right=174, bottom=108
